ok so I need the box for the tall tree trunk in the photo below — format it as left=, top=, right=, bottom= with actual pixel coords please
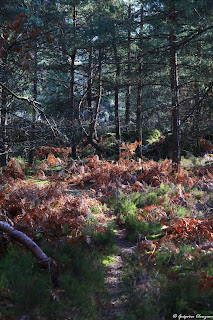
left=87, top=46, right=93, bottom=140
left=28, top=44, right=38, bottom=165
left=70, top=5, right=77, bottom=159
left=194, top=32, right=202, bottom=154
left=90, top=47, right=102, bottom=141
left=169, top=3, right=180, bottom=165
left=125, top=4, right=131, bottom=130
left=112, top=41, right=121, bottom=142
left=0, top=54, right=8, bottom=167
left=136, top=62, right=142, bottom=143
left=136, top=2, right=143, bottom=158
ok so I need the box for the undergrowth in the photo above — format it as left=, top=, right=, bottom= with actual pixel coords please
left=0, top=244, right=106, bottom=319
left=0, top=153, right=212, bottom=320
left=113, top=190, right=168, bottom=242
left=122, top=242, right=213, bottom=320
left=83, top=221, right=118, bottom=254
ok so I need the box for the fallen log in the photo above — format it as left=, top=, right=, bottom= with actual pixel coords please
left=0, top=221, right=61, bottom=287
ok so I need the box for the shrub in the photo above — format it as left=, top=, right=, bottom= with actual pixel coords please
left=145, top=192, right=160, bottom=206
left=125, top=214, right=149, bottom=242
left=83, top=222, right=118, bottom=255
left=175, top=206, right=190, bottom=217
left=114, top=191, right=162, bottom=217
left=156, top=183, right=170, bottom=196
left=193, top=188, right=205, bottom=200
left=123, top=213, right=162, bottom=243
left=114, top=194, right=137, bottom=216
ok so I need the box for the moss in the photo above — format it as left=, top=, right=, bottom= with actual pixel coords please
left=146, top=129, right=161, bottom=145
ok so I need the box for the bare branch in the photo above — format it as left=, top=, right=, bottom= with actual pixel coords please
left=180, top=82, right=213, bottom=126
left=0, top=82, right=70, bottom=144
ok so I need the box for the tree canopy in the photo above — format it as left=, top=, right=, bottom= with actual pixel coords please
left=0, top=0, right=212, bottom=164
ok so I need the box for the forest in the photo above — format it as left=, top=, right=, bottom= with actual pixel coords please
left=0, top=0, right=212, bottom=319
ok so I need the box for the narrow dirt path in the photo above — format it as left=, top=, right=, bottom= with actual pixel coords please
left=99, top=229, right=135, bottom=320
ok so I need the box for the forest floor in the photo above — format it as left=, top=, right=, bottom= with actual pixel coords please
left=0, top=147, right=212, bottom=320
left=99, top=225, right=135, bottom=320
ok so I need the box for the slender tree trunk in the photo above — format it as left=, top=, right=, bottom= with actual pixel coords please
left=28, top=44, right=38, bottom=165
left=125, top=4, right=131, bottom=130
left=136, top=62, right=142, bottom=142
left=70, top=51, right=76, bottom=159
left=112, top=41, right=121, bottom=142
left=169, top=3, right=180, bottom=165
left=70, top=5, right=77, bottom=159
left=114, top=86, right=120, bottom=141
left=0, top=54, right=8, bottom=167
left=87, top=46, right=93, bottom=140
left=194, top=33, right=202, bottom=154
left=90, top=47, right=102, bottom=141
left=136, top=2, right=143, bottom=158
